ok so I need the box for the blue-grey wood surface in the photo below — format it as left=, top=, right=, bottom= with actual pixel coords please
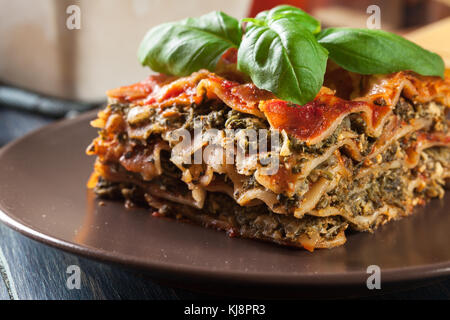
left=0, top=255, right=11, bottom=299
left=1, top=107, right=450, bottom=300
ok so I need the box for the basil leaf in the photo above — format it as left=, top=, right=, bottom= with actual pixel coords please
left=138, top=11, right=241, bottom=76
left=238, top=18, right=328, bottom=105
left=317, top=28, right=445, bottom=78
left=255, top=5, right=321, bottom=34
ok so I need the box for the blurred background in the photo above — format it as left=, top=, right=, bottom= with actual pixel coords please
left=0, top=0, right=449, bottom=102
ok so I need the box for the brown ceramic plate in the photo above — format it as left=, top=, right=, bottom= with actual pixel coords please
left=0, top=110, right=450, bottom=296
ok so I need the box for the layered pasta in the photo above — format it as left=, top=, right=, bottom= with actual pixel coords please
left=87, top=56, right=450, bottom=251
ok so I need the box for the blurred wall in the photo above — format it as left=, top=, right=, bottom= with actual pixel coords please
left=0, top=0, right=252, bottom=101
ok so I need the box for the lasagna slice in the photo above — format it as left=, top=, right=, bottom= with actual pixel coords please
left=87, top=60, right=450, bottom=251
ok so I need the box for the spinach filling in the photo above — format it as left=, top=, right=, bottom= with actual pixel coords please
left=394, top=97, right=448, bottom=132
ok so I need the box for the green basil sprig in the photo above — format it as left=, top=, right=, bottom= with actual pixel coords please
left=317, top=28, right=445, bottom=78
left=138, top=11, right=241, bottom=76
left=138, top=5, right=445, bottom=105
left=254, top=5, right=321, bottom=35
left=238, top=9, right=328, bottom=105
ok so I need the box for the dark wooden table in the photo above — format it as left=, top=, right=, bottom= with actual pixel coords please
left=0, top=107, right=449, bottom=300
